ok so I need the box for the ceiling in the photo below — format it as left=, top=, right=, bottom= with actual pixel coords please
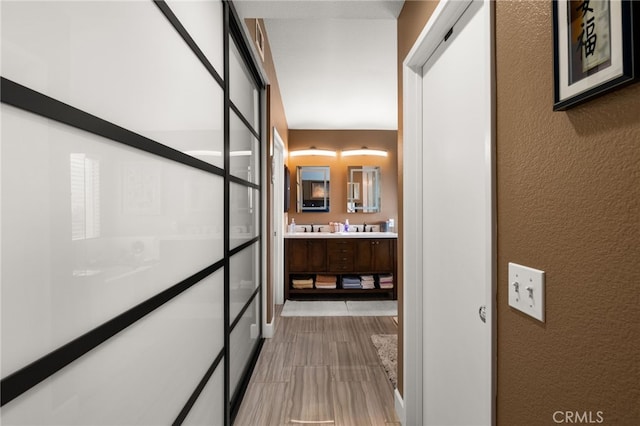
left=234, top=0, right=404, bottom=130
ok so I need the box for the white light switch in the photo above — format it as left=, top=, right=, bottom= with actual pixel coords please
left=508, top=262, right=545, bottom=322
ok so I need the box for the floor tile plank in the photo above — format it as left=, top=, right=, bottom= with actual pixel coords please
left=331, top=381, right=386, bottom=426
left=233, top=382, right=290, bottom=426
left=235, top=307, right=399, bottom=426
left=287, top=366, right=334, bottom=424
left=293, top=332, right=326, bottom=366
left=251, top=342, right=295, bottom=383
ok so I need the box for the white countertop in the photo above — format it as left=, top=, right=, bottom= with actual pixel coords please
left=285, top=231, right=397, bottom=239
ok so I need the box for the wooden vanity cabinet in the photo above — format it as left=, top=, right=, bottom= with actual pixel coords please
left=287, top=239, right=326, bottom=272
left=285, top=237, right=397, bottom=300
left=353, top=239, right=394, bottom=272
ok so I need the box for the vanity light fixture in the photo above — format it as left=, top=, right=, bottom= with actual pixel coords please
left=341, top=147, right=388, bottom=157
left=289, top=147, right=337, bottom=157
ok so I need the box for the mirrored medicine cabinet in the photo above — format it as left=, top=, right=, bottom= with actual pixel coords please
left=347, top=166, right=380, bottom=213
left=296, top=166, right=330, bottom=212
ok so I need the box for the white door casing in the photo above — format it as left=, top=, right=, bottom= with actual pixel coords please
left=402, top=0, right=496, bottom=425
left=271, top=128, right=285, bottom=306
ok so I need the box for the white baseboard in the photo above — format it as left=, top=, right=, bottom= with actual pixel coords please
left=263, top=321, right=274, bottom=338
left=394, top=388, right=405, bottom=425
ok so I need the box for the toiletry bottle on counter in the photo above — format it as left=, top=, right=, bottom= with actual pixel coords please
left=388, top=219, right=394, bottom=233
left=344, top=219, right=349, bottom=232
left=289, top=218, right=296, bottom=233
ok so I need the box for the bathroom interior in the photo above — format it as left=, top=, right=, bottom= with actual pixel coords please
left=281, top=129, right=399, bottom=304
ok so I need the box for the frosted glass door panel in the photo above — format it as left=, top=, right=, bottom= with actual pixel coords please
left=229, top=299, right=260, bottom=396
left=1, top=104, right=224, bottom=376
left=165, top=0, right=224, bottom=78
left=183, top=364, right=224, bottom=426
left=229, top=184, right=259, bottom=250
left=0, top=272, right=224, bottom=425
left=230, top=110, right=260, bottom=183
left=0, top=1, right=224, bottom=168
left=229, top=38, right=259, bottom=131
left=229, top=243, right=259, bottom=322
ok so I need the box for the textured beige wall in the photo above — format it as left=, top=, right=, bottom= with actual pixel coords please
left=398, top=0, right=640, bottom=423
left=496, top=1, right=640, bottom=424
left=287, top=129, right=398, bottom=227
left=245, top=19, right=289, bottom=151
left=246, top=18, right=290, bottom=320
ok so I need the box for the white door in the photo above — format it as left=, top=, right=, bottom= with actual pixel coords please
left=271, top=128, right=285, bottom=305
left=403, top=0, right=495, bottom=424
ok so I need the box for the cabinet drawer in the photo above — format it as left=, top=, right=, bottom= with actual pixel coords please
left=327, top=240, right=354, bottom=251
left=329, top=264, right=352, bottom=272
left=327, top=247, right=353, bottom=256
left=327, top=252, right=353, bottom=271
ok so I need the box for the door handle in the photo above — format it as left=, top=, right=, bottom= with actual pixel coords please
left=478, top=305, right=487, bottom=323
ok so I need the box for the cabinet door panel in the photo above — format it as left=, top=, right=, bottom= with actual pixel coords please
left=353, top=240, right=375, bottom=271
left=373, top=239, right=394, bottom=272
left=307, top=240, right=327, bottom=271
left=288, top=240, right=309, bottom=272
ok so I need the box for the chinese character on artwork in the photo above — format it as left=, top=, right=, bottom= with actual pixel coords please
left=568, top=0, right=611, bottom=84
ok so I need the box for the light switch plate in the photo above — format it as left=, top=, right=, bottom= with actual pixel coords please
left=508, top=262, right=545, bottom=322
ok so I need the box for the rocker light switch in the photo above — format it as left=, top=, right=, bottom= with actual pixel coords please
left=508, top=262, right=545, bottom=322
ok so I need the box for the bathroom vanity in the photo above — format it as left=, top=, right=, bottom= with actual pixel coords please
left=284, top=232, right=397, bottom=300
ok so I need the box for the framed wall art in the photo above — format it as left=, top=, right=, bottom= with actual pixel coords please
left=553, top=0, right=638, bottom=110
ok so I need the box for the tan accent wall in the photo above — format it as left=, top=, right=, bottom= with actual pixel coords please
left=246, top=19, right=289, bottom=151
left=496, top=2, right=640, bottom=424
left=398, top=0, right=640, bottom=423
left=246, top=18, right=290, bottom=320
left=287, top=130, right=398, bottom=227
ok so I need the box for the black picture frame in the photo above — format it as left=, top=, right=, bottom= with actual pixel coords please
left=553, top=0, right=639, bottom=111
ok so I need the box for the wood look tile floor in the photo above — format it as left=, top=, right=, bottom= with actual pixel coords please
left=234, top=306, right=400, bottom=426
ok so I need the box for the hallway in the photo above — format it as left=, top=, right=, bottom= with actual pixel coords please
left=234, top=307, right=400, bottom=425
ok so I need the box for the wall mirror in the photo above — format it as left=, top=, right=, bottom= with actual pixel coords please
left=297, top=166, right=330, bottom=212
left=347, top=166, right=380, bottom=213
